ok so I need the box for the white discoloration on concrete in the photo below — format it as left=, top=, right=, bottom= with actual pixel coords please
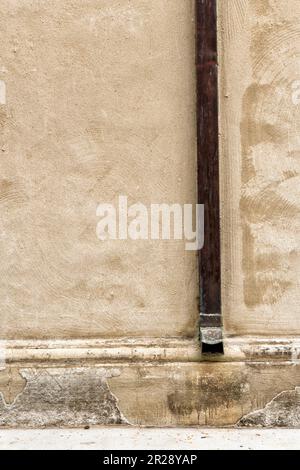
left=238, top=387, right=300, bottom=427
left=0, top=342, right=6, bottom=368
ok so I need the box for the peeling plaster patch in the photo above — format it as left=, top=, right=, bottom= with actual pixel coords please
left=0, top=368, right=129, bottom=427
left=238, top=387, right=300, bottom=427
left=167, top=373, right=249, bottom=421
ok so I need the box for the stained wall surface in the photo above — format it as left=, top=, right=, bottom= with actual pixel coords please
left=0, top=0, right=198, bottom=340
left=219, top=0, right=300, bottom=336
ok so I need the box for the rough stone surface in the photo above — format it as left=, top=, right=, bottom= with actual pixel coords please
left=238, top=387, right=300, bottom=427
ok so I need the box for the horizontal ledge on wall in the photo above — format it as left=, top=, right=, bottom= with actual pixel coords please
left=0, top=338, right=201, bottom=365
left=1, top=336, right=300, bottom=365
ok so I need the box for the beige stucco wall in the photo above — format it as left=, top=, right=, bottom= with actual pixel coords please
left=219, top=0, right=300, bottom=336
left=0, top=0, right=198, bottom=340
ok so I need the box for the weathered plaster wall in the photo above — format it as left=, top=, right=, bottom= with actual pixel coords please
left=219, top=0, right=300, bottom=336
left=0, top=0, right=198, bottom=340
left=1, top=1, right=300, bottom=429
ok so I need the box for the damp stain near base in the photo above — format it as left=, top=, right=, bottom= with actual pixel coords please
left=237, top=387, right=300, bottom=427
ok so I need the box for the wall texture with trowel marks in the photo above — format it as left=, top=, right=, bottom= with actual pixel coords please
left=0, top=0, right=198, bottom=341
left=219, top=0, right=300, bottom=336
left=0, top=0, right=299, bottom=428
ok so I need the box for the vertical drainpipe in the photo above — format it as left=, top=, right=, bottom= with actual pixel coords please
left=196, top=0, right=223, bottom=353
